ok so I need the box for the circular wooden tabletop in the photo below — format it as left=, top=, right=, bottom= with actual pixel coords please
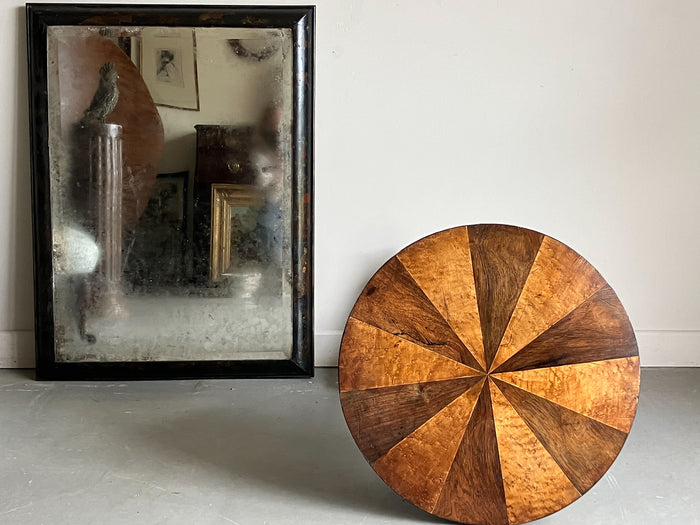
left=339, top=224, right=639, bottom=525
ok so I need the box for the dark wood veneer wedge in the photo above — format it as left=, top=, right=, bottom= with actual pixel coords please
left=433, top=381, right=508, bottom=525
left=350, top=256, right=484, bottom=370
left=493, top=378, right=628, bottom=494
left=468, top=224, right=543, bottom=369
left=494, top=285, right=637, bottom=373
left=341, top=376, right=483, bottom=463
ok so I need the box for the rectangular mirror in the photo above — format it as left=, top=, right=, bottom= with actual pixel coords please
left=27, top=4, right=314, bottom=379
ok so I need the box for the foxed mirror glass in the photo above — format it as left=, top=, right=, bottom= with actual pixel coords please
left=27, top=5, right=314, bottom=379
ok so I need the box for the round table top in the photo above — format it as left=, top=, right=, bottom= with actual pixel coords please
left=339, top=224, right=639, bottom=525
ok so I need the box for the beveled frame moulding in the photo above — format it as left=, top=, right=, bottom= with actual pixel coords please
left=27, top=4, right=314, bottom=379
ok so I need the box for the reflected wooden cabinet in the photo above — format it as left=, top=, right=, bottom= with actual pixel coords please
left=194, top=124, right=255, bottom=185
left=192, top=124, right=255, bottom=284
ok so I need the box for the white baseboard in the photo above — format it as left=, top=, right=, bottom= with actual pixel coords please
left=0, top=330, right=35, bottom=368
left=1, top=329, right=697, bottom=369
left=314, top=331, right=344, bottom=367
left=634, top=330, right=700, bottom=367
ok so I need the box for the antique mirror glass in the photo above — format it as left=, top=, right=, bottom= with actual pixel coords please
left=27, top=5, right=314, bottom=379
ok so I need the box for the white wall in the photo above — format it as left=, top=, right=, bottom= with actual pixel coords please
left=2, top=0, right=699, bottom=368
left=157, top=27, right=289, bottom=175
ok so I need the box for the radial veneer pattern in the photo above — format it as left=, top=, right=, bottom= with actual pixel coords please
left=372, top=379, right=485, bottom=511
left=339, top=318, right=481, bottom=392
left=339, top=225, right=640, bottom=525
left=397, top=226, right=487, bottom=370
left=489, top=381, right=581, bottom=524
left=350, top=256, right=484, bottom=371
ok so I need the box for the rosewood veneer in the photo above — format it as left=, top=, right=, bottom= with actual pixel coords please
left=339, top=224, right=639, bottom=525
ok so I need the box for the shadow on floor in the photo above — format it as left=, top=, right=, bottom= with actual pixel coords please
left=4, top=368, right=35, bottom=381
left=138, top=399, right=447, bottom=522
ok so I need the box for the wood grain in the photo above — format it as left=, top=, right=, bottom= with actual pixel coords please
left=493, top=356, right=640, bottom=432
left=350, top=257, right=484, bottom=370
left=372, top=379, right=485, bottom=511
left=339, top=318, right=481, bottom=392
left=340, top=376, right=483, bottom=463
left=397, top=226, right=487, bottom=370
left=493, top=378, right=628, bottom=494
left=433, top=381, right=509, bottom=525
left=468, top=225, right=543, bottom=369
left=489, top=381, right=580, bottom=524
left=490, top=236, right=606, bottom=371
left=494, top=285, right=638, bottom=373
left=338, top=225, right=640, bottom=525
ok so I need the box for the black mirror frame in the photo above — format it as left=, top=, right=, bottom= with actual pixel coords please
left=26, top=3, right=314, bottom=380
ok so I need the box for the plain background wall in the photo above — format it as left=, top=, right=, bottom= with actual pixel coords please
left=2, top=0, right=699, bottom=368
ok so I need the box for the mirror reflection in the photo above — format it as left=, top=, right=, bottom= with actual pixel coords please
left=47, top=26, right=294, bottom=362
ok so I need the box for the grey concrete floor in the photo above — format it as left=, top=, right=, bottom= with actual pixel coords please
left=0, top=368, right=697, bottom=525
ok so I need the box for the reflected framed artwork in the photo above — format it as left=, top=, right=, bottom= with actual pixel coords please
left=140, top=27, right=200, bottom=110
left=26, top=4, right=314, bottom=379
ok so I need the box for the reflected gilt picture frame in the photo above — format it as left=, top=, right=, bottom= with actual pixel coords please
left=210, top=184, right=263, bottom=282
left=26, top=4, right=314, bottom=380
